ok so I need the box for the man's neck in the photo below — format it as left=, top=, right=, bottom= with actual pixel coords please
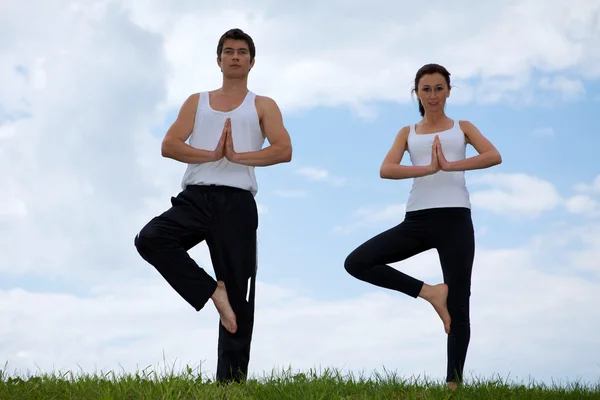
left=219, top=77, right=249, bottom=95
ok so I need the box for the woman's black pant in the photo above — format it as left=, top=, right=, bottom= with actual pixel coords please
left=344, top=207, right=475, bottom=383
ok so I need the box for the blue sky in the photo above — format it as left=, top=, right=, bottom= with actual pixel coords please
left=1, top=0, right=599, bottom=388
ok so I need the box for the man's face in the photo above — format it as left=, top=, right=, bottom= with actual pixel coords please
left=218, top=39, right=254, bottom=78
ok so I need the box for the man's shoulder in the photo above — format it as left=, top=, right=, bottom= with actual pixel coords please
left=254, top=94, right=280, bottom=115
left=254, top=94, right=277, bottom=105
left=185, top=91, right=216, bottom=101
left=182, top=92, right=201, bottom=105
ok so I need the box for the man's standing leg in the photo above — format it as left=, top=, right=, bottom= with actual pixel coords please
left=206, top=187, right=258, bottom=383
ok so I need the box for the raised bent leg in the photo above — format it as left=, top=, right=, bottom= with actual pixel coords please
left=344, top=214, right=433, bottom=297
left=206, top=188, right=258, bottom=383
left=134, top=189, right=218, bottom=311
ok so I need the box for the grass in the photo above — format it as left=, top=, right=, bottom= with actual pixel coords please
left=1, top=363, right=599, bottom=399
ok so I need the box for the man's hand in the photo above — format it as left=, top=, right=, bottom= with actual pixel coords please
left=433, top=135, right=452, bottom=171
left=161, top=93, right=230, bottom=165
left=223, top=96, right=292, bottom=167
left=224, top=118, right=239, bottom=162
left=211, top=119, right=228, bottom=162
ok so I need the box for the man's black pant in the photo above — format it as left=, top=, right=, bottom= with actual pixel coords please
left=134, top=184, right=258, bottom=383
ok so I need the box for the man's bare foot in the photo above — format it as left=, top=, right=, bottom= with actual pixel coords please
left=211, top=281, right=237, bottom=334
left=447, top=381, right=458, bottom=391
left=418, top=283, right=451, bottom=334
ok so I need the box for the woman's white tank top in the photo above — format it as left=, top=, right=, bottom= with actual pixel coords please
left=405, top=120, right=471, bottom=212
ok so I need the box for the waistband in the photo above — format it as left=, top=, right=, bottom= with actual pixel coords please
left=185, top=184, right=250, bottom=193
left=405, top=206, right=471, bottom=217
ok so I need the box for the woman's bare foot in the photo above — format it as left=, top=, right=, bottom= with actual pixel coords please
left=211, top=281, right=237, bottom=334
left=419, top=283, right=451, bottom=334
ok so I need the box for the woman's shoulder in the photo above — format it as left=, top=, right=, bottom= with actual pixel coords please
left=457, top=120, right=478, bottom=131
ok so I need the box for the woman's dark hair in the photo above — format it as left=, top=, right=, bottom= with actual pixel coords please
left=413, top=64, right=451, bottom=116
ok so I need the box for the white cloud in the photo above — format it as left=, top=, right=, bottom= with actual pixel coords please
left=0, top=120, right=18, bottom=139
left=470, top=173, right=600, bottom=219
left=0, top=1, right=174, bottom=280
left=113, top=0, right=600, bottom=114
left=574, top=175, right=600, bottom=194
left=295, top=167, right=346, bottom=187
left=0, top=178, right=28, bottom=219
left=0, top=198, right=27, bottom=219
left=334, top=204, right=406, bottom=234
left=539, top=76, right=585, bottom=100
left=564, top=195, right=599, bottom=216
left=469, top=173, right=562, bottom=219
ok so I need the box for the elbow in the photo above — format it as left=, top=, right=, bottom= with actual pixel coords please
left=161, top=139, right=171, bottom=158
left=379, top=164, right=390, bottom=179
left=493, top=150, right=502, bottom=166
left=280, top=145, right=292, bottom=163
left=161, top=138, right=176, bottom=159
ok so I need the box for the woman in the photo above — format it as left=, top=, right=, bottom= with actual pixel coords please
left=344, top=63, right=502, bottom=390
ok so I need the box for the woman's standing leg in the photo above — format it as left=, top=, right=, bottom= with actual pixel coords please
left=434, top=208, right=476, bottom=388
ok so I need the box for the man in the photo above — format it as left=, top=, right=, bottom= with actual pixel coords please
left=134, top=28, right=292, bottom=383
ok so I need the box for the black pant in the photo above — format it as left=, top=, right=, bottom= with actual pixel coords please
left=344, top=207, right=474, bottom=383
left=134, top=184, right=258, bottom=383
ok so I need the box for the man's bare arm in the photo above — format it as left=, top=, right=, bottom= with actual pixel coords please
left=228, top=96, right=292, bottom=166
left=161, top=93, right=224, bottom=164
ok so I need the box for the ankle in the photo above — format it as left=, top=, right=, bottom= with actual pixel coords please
left=211, top=282, right=221, bottom=299
left=418, top=283, right=432, bottom=300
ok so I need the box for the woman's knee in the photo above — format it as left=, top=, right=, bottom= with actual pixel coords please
left=344, top=249, right=367, bottom=277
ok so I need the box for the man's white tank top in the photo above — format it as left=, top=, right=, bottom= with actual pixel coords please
left=180, top=91, right=265, bottom=196
left=405, top=120, right=471, bottom=212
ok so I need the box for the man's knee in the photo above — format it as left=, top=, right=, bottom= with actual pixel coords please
left=134, top=223, right=159, bottom=259
left=134, top=232, right=149, bottom=258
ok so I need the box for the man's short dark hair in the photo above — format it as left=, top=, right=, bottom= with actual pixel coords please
left=217, top=29, right=256, bottom=61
